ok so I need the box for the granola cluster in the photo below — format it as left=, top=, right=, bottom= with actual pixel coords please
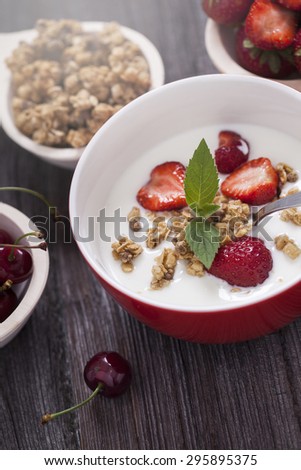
left=274, top=234, right=301, bottom=260
left=276, top=163, right=298, bottom=186
left=151, top=248, right=178, bottom=290
left=111, top=236, right=143, bottom=273
left=212, top=194, right=252, bottom=244
left=6, top=20, right=151, bottom=148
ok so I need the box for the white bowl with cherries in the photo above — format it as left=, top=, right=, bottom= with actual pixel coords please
left=0, top=202, right=49, bottom=347
left=70, top=74, right=301, bottom=343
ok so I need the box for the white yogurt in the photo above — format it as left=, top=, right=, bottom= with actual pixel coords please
left=91, top=124, right=301, bottom=309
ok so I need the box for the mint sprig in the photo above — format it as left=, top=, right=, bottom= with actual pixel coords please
left=184, top=138, right=220, bottom=269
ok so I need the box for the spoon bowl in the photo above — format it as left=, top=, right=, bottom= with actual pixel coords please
left=252, top=192, right=301, bottom=226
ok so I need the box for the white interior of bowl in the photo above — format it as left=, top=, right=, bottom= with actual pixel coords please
left=205, top=19, right=301, bottom=93
left=70, top=74, right=301, bottom=312
left=0, top=203, right=49, bottom=347
left=0, top=22, right=165, bottom=170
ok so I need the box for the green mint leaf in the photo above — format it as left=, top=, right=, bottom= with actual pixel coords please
left=184, top=138, right=219, bottom=213
left=185, top=219, right=220, bottom=270
left=196, top=203, right=220, bottom=219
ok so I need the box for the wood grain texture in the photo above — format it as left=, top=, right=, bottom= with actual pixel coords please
left=0, top=0, right=301, bottom=451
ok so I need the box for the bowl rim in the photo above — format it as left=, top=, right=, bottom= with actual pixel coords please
left=204, top=19, right=301, bottom=91
left=1, top=21, right=165, bottom=169
left=69, top=73, right=301, bottom=313
left=0, top=202, right=50, bottom=344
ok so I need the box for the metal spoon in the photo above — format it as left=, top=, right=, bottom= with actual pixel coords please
left=252, top=192, right=301, bottom=226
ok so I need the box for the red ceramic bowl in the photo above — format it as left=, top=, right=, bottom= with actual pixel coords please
left=69, top=75, right=301, bottom=343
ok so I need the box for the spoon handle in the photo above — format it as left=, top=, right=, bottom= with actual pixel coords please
left=253, top=191, right=301, bottom=225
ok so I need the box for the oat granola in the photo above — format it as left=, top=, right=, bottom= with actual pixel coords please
left=150, top=248, right=178, bottom=290
left=276, top=163, right=298, bottom=186
left=274, top=234, right=301, bottom=259
left=111, top=236, right=143, bottom=272
left=6, top=20, right=151, bottom=148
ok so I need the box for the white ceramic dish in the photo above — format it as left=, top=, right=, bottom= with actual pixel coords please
left=205, top=19, right=301, bottom=93
left=0, top=22, right=165, bottom=170
left=69, top=74, right=301, bottom=343
left=0, top=203, right=49, bottom=347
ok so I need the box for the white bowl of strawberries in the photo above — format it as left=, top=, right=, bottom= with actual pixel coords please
left=204, top=0, right=301, bottom=92
left=0, top=203, right=49, bottom=347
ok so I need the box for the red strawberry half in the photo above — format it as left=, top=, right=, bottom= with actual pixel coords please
left=221, top=157, right=279, bottom=205
left=215, top=130, right=249, bottom=174
left=236, top=26, right=296, bottom=78
left=136, top=161, right=187, bottom=211
left=202, top=0, right=253, bottom=25
left=245, top=0, right=298, bottom=50
left=208, top=236, right=273, bottom=287
left=275, top=0, right=301, bottom=11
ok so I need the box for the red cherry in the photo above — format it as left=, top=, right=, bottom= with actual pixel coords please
left=42, top=351, right=132, bottom=424
left=84, top=351, right=132, bottom=398
left=0, top=289, right=18, bottom=323
left=0, top=247, right=33, bottom=284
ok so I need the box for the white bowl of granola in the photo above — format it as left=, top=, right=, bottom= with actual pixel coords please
left=70, top=74, right=301, bottom=343
left=1, top=20, right=165, bottom=170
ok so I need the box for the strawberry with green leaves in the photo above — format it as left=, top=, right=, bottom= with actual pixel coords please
left=236, top=26, right=295, bottom=78
left=245, top=0, right=298, bottom=50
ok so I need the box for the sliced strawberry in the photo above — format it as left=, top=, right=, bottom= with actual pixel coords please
left=221, top=157, right=279, bottom=205
left=202, top=0, right=253, bottom=25
left=215, top=130, right=249, bottom=174
left=236, top=26, right=296, bottom=78
left=208, top=236, right=273, bottom=287
left=136, top=161, right=187, bottom=211
left=294, top=29, right=301, bottom=72
left=275, top=0, right=301, bottom=11
left=245, top=0, right=298, bottom=50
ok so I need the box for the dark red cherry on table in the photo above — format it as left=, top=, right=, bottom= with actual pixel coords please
left=0, top=289, right=18, bottom=323
left=42, top=351, right=132, bottom=424
left=0, top=247, right=33, bottom=284
left=84, top=351, right=132, bottom=398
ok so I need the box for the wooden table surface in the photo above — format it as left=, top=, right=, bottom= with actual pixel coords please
left=1, top=0, right=301, bottom=451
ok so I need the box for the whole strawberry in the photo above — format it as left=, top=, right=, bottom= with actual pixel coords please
left=208, top=236, right=273, bottom=287
left=245, top=0, right=298, bottom=50
left=202, top=0, right=253, bottom=25
left=215, top=130, right=249, bottom=174
left=294, top=29, right=301, bottom=73
left=236, top=26, right=296, bottom=78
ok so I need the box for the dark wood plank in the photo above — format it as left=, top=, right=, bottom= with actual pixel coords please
left=1, top=0, right=301, bottom=451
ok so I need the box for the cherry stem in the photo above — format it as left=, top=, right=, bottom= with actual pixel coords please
left=41, top=382, right=103, bottom=424
left=0, top=242, right=47, bottom=253
left=0, top=187, right=59, bottom=221
left=9, top=231, right=44, bottom=261
left=0, top=280, right=13, bottom=292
